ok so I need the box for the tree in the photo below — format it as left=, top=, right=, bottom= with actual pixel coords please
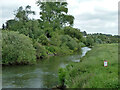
left=36, top=1, right=74, bottom=30
left=82, top=31, right=87, bottom=36
left=5, top=6, right=43, bottom=40
left=14, top=5, right=35, bottom=21
left=2, top=24, right=5, bottom=30
left=85, top=36, right=94, bottom=47
left=6, top=19, right=18, bottom=30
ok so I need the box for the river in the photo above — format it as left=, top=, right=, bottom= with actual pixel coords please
left=2, top=47, right=91, bottom=88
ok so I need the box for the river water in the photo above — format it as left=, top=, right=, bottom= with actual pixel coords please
left=2, top=47, right=91, bottom=88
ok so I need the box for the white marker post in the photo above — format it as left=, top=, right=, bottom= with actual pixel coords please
left=104, top=60, right=108, bottom=67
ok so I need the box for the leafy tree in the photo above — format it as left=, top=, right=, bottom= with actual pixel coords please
left=85, top=36, right=94, bottom=47
left=82, top=31, right=87, bottom=36
left=14, top=5, right=35, bottom=21
left=36, top=1, right=74, bottom=30
left=2, top=31, right=36, bottom=65
left=2, top=24, right=5, bottom=30
left=6, top=19, right=18, bottom=30
left=6, top=5, right=44, bottom=41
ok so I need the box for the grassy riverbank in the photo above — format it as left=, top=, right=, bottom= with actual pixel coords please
left=59, top=44, right=118, bottom=88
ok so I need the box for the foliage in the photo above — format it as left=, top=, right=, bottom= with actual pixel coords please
left=37, top=34, right=49, bottom=45
left=64, top=26, right=83, bottom=41
left=6, top=19, right=43, bottom=40
left=49, top=32, right=61, bottom=46
left=33, top=42, right=48, bottom=59
left=85, top=36, right=94, bottom=47
left=86, top=33, right=119, bottom=45
left=14, top=5, right=35, bottom=21
left=58, top=44, right=118, bottom=88
left=3, top=3, right=119, bottom=66
left=60, top=35, right=81, bottom=51
left=2, top=31, right=36, bottom=65
left=3, top=4, right=83, bottom=63
left=58, top=68, right=66, bottom=86
left=45, top=46, right=55, bottom=54
left=36, top=1, right=74, bottom=29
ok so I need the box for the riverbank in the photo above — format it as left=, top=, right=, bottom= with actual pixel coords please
left=58, top=43, right=118, bottom=88
left=2, top=47, right=91, bottom=88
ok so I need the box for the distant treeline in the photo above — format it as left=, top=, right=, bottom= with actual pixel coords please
left=81, top=31, right=119, bottom=47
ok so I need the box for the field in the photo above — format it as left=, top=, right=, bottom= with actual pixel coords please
left=59, top=44, right=118, bottom=88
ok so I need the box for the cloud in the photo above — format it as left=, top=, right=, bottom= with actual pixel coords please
left=67, top=0, right=119, bottom=35
left=0, top=0, right=119, bottom=35
left=0, top=0, right=40, bottom=26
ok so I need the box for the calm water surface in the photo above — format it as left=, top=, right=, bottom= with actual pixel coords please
left=2, top=47, right=91, bottom=88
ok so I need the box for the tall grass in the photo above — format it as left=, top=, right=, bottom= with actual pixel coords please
left=59, top=44, right=118, bottom=88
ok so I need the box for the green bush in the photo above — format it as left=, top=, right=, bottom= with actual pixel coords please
left=79, top=42, right=86, bottom=47
left=60, top=35, right=80, bottom=51
left=85, top=36, right=94, bottom=47
left=33, top=42, right=48, bottom=59
left=38, top=34, right=49, bottom=45
left=2, top=31, right=36, bottom=65
left=64, top=26, right=83, bottom=41
left=58, top=68, right=66, bottom=86
left=45, top=46, right=55, bottom=54
left=49, top=32, right=61, bottom=46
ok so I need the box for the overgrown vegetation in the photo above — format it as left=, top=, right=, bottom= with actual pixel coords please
left=82, top=32, right=119, bottom=47
left=1, top=1, right=119, bottom=65
left=2, top=2, right=83, bottom=65
left=2, top=31, right=36, bottom=65
left=58, top=44, right=118, bottom=88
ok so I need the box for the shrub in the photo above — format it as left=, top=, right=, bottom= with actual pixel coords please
left=33, top=42, right=48, bottom=59
left=60, top=35, right=79, bottom=51
left=38, top=34, right=49, bottom=45
left=45, top=46, right=55, bottom=54
left=79, top=42, right=86, bottom=47
left=49, top=32, right=61, bottom=46
left=58, top=68, right=66, bottom=86
left=85, top=36, right=94, bottom=47
left=64, top=26, right=83, bottom=41
left=2, top=31, right=36, bottom=65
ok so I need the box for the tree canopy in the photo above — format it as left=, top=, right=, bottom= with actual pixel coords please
left=36, top=1, right=74, bottom=30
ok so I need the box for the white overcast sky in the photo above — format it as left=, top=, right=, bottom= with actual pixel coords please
left=0, top=0, right=119, bottom=35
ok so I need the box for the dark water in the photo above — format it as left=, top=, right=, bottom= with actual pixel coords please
left=2, top=47, right=91, bottom=88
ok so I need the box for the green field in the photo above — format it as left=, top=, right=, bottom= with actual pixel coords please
left=59, top=44, right=118, bottom=88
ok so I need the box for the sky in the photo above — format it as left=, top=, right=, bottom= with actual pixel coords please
left=0, top=0, right=119, bottom=35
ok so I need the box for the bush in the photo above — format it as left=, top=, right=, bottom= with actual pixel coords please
left=58, top=68, right=66, bottom=86
left=64, top=26, right=83, bottom=41
left=45, top=46, right=55, bottom=54
left=49, top=32, right=61, bottom=46
left=85, top=36, right=94, bottom=47
left=37, top=34, right=49, bottom=45
left=33, top=42, right=48, bottom=59
left=2, top=31, right=36, bottom=65
left=79, top=42, right=86, bottom=47
left=60, top=35, right=79, bottom=51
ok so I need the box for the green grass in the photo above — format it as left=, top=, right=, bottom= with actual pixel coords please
left=59, top=43, right=118, bottom=88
